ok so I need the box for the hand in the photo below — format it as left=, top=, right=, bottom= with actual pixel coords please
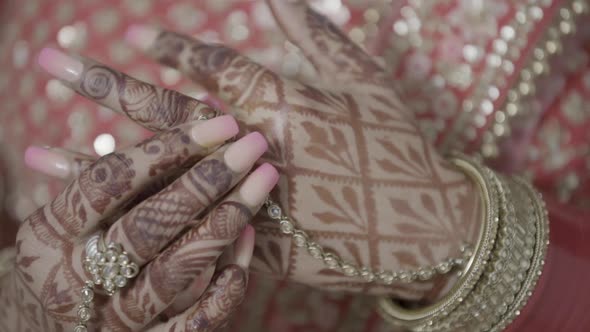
left=7, top=117, right=279, bottom=331
left=35, top=1, right=482, bottom=298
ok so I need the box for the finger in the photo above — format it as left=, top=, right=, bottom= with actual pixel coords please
left=125, top=25, right=287, bottom=109
left=145, top=264, right=248, bottom=332
left=25, top=146, right=95, bottom=180
left=267, top=0, right=385, bottom=82
left=38, top=47, right=220, bottom=131
left=104, top=132, right=268, bottom=266
left=39, top=116, right=238, bottom=238
left=102, top=165, right=272, bottom=330
left=165, top=223, right=255, bottom=319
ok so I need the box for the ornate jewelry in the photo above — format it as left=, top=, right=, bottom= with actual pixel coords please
left=74, top=234, right=139, bottom=332
left=377, top=155, right=549, bottom=332
left=264, top=198, right=473, bottom=284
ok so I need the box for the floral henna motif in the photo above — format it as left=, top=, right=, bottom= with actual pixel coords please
left=80, top=65, right=119, bottom=99
left=78, top=153, right=135, bottom=215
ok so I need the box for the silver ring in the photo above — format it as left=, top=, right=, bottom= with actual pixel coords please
left=83, top=233, right=139, bottom=296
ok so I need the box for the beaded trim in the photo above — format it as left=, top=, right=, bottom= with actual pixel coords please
left=263, top=198, right=473, bottom=284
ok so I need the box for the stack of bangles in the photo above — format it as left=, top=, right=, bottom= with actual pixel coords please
left=375, top=154, right=549, bottom=331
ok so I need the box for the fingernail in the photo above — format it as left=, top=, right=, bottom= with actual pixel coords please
left=234, top=225, right=255, bottom=270
left=125, top=24, right=160, bottom=51
left=224, top=132, right=268, bottom=173
left=24, top=146, right=71, bottom=179
left=38, top=48, right=83, bottom=82
left=191, top=115, right=239, bottom=148
left=239, top=163, right=279, bottom=206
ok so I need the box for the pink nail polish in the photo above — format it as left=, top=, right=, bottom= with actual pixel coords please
left=125, top=24, right=160, bottom=51
left=24, top=146, right=71, bottom=179
left=234, top=224, right=255, bottom=270
left=38, top=48, right=83, bottom=82
left=224, top=132, right=268, bottom=173
left=239, top=163, right=279, bottom=206
left=191, top=115, right=239, bottom=148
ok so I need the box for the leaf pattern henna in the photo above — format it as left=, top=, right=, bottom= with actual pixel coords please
left=141, top=5, right=483, bottom=297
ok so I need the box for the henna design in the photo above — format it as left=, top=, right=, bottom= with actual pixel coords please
left=149, top=201, right=251, bottom=303
left=78, top=153, right=135, bottom=214
left=188, top=159, right=233, bottom=201
left=118, top=157, right=234, bottom=261
left=139, top=128, right=192, bottom=176
left=118, top=77, right=203, bottom=130
left=80, top=65, right=119, bottom=99
left=144, top=8, right=483, bottom=298
left=183, top=265, right=247, bottom=332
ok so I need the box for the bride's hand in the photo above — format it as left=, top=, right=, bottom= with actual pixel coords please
left=10, top=117, right=278, bottom=331
left=35, top=0, right=482, bottom=298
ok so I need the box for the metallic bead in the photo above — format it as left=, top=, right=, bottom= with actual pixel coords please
left=74, top=325, right=88, bottom=332
left=418, top=268, right=435, bottom=281
left=267, top=204, right=282, bottom=219
left=399, top=271, right=413, bottom=283
left=114, top=275, right=127, bottom=288
left=379, top=271, right=394, bottom=285
left=77, top=306, right=91, bottom=322
left=323, top=253, right=340, bottom=269
left=307, top=243, right=323, bottom=259
left=360, top=268, right=375, bottom=282
left=80, top=288, right=94, bottom=303
left=342, top=263, right=358, bottom=277
left=279, top=219, right=294, bottom=234
left=292, top=230, right=308, bottom=248
left=436, top=261, right=452, bottom=274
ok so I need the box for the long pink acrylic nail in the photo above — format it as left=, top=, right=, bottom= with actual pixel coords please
left=24, top=146, right=71, bottom=179
left=38, top=48, right=83, bottom=82
left=125, top=24, right=160, bottom=51
left=191, top=115, right=239, bottom=148
left=224, top=132, right=268, bottom=173
left=239, top=163, right=279, bottom=206
left=234, top=224, right=256, bottom=270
